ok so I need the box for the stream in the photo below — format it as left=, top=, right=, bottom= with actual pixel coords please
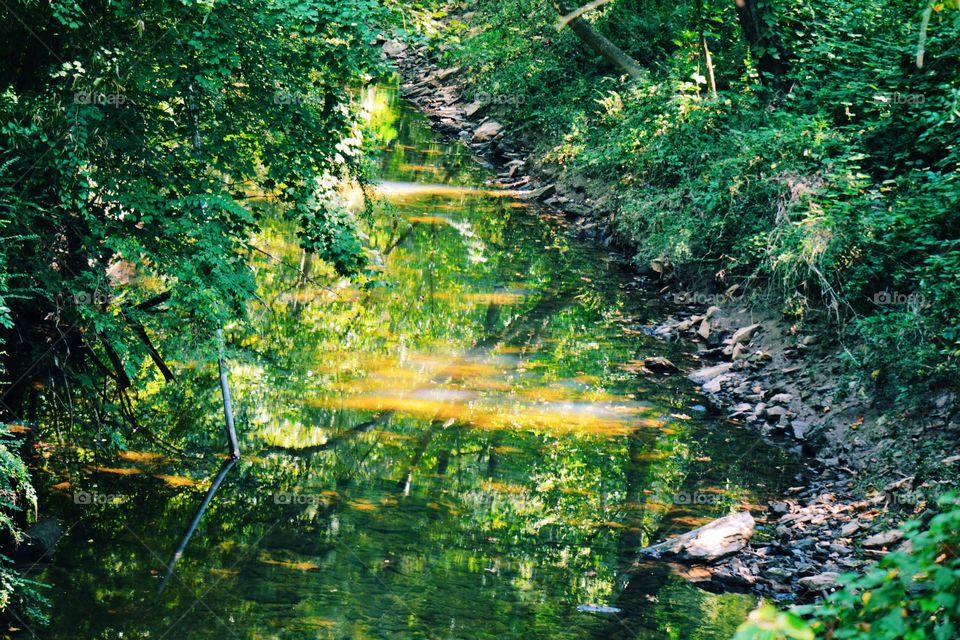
left=30, top=83, right=800, bottom=639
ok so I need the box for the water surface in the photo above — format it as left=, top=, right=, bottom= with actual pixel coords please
left=32, top=84, right=799, bottom=639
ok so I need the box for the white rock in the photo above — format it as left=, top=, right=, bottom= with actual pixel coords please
left=688, top=362, right=733, bottom=385
left=473, top=120, right=503, bottom=141
left=641, top=512, right=755, bottom=563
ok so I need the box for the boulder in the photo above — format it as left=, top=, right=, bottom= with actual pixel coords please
left=640, top=511, right=755, bottom=563
left=688, top=362, right=734, bottom=385
left=472, top=120, right=503, bottom=141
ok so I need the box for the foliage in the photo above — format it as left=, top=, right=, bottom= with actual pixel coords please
left=445, top=0, right=960, bottom=393
left=0, top=426, right=48, bottom=623
left=0, top=0, right=387, bottom=387
left=734, top=493, right=960, bottom=640
left=0, top=0, right=395, bottom=624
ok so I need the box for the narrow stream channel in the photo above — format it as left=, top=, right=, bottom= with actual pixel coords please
left=32, top=83, right=800, bottom=639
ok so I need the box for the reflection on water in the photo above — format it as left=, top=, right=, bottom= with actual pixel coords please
left=33, top=84, right=799, bottom=639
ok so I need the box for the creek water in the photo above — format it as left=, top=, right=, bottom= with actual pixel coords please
left=31, top=84, right=799, bottom=639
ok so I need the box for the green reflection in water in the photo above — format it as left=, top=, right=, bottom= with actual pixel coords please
left=33, top=83, right=799, bottom=639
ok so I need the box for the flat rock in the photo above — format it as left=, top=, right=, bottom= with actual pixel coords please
left=472, top=120, right=503, bottom=141
left=863, top=529, right=903, bottom=548
left=798, top=572, right=839, bottom=591
left=640, top=511, right=755, bottom=563
left=703, top=374, right=730, bottom=394
left=688, top=362, right=734, bottom=385
left=464, top=101, right=483, bottom=118
left=644, top=357, right=679, bottom=373
left=520, top=183, right=556, bottom=202
left=730, top=323, right=762, bottom=347
left=382, top=40, right=408, bottom=56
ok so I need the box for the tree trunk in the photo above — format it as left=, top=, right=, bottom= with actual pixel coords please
left=551, top=0, right=645, bottom=80
left=734, top=0, right=790, bottom=87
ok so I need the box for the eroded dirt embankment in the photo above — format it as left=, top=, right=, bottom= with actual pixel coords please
left=382, top=37, right=960, bottom=600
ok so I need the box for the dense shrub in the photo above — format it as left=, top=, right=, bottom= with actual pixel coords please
left=446, top=0, right=960, bottom=390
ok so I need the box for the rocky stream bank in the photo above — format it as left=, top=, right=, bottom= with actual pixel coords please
left=382, top=37, right=960, bottom=602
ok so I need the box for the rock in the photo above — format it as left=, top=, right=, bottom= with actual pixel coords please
left=769, top=393, right=794, bottom=404
left=798, top=572, right=839, bottom=591
left=698, top=318, right=711, bottom=339
left=644, top=357, right=679, bottom=373
left=769, top=501, right=790, bottom=515
left=791, top=421, right=809, bottom=439
left=382, top=40, right=408, bottom=56
left=434, top=67, right=460, bottom=81
left=640, top=512, right=755, bottom=563
left=6, top=517, right=61, bottom=562
left=520, top=183, right=556, bottom=202
left=766, top=406, right=789, bottom=418
left=730, top=323, right=762, bottom=346
left=463, top=101, right=483, bottom=118
left=702, top=374, right=731, bottom=394
left=705, top=305, right=721, bottom=319
left=863, top=529, right=903, bottom=548
left=473, top=120, right=503, bottom=141
left=729, top=403, right=753, bottom=417
left=711, top=558, right=756, bottom=588
left=688, top=362, right=733, bottom=385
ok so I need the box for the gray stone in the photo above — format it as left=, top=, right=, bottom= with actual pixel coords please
left=640, top=512, right=755, bottom=563
left=473, top=120, right=503, bottom=141
left=798, top=572, right=839, bottom=591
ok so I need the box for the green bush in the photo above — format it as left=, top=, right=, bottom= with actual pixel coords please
left=446, top=0, right=960, bottom=390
